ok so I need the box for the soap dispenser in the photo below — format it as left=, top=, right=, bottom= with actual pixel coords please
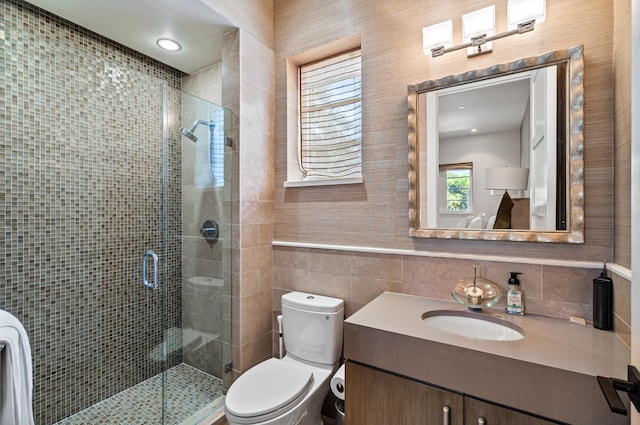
left=593, top=260, right=612, bottom=330
left=506, top=272, right=524, bottom=315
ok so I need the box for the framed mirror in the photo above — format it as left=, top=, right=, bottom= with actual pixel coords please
left=408, top=46, right=584, bottom=243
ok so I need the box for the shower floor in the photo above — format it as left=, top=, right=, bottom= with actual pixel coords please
left=55, top=363, right=225, bottom=425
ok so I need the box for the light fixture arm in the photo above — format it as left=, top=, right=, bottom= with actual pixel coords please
left=430, top=19, right=536, bottom=58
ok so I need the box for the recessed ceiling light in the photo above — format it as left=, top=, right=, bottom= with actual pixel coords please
left=470, top=128, right=478, bottom=133
left=458, top=105, right=465, bottom=110
left=157, top=38, right=181, bottom=52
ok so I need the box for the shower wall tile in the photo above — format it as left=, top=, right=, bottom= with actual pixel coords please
left=0, top=1, right=183, bottom=424
left=233, top=28, right=275, bottom=374
left=182, top=63, right=223, bottom=105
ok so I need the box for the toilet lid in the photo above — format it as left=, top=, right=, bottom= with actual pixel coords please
left=225, top=358, right=314, bottom=419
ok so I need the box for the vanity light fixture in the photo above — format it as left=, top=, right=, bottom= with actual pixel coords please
left=423, top=0, right=545, bottom=58
left=156, top=38, right=182, bottom=52
left=422, top=20, right=453, bottom=56
left=462, top=5, right=495, bottom=57
left=508, top=0, right=546, bottom=29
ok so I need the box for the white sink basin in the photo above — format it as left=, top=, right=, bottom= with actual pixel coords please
left=422, top=310, right=525, bottom=341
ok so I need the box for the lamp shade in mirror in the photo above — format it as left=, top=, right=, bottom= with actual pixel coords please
left=485, top=167, right=529, bottom=191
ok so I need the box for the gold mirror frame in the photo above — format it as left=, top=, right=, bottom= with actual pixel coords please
left=408, top=46, right=584, bottom=243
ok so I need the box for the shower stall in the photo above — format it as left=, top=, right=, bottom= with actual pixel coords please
left=0, top=1, right=235, bottom=423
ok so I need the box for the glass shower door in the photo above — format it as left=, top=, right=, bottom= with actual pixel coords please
left=160, top=91, right=234, bottom=424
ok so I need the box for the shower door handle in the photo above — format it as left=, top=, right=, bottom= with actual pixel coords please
left=142, top=250, right=158, bottom=290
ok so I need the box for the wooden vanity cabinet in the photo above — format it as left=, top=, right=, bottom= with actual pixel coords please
left=346, top=361, right=559, bottom=425
left=346, top=361, right=464, bottom=425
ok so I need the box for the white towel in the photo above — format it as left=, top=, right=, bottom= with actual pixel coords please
left=0, top=309, right=34, bottom=425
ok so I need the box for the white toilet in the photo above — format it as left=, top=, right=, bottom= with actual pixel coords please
left=224, top=291, right=344, bottom=425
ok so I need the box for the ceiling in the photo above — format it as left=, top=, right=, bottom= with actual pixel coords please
left=25, top=0, right=235, bottom=75
left=438, top=78, right=530, bottom=140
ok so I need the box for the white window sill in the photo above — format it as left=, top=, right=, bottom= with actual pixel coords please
left=283, top=176, right=364, bottom=188
left=439, top=210, right=473, bottom=215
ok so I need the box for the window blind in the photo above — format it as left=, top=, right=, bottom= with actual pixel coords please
left=300, top=49, right=362, bottom=180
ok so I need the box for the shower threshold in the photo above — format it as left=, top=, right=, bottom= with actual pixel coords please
left=54, top=363, right=224, bottom=425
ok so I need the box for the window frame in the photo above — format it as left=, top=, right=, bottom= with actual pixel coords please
left=297, top=48, right=362, bottom=182
left=283, top=34, right=363, bottom=188
left=439, top=162, right=473, bottom=214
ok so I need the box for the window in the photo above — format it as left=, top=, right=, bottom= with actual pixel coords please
left=440, top=163, right=473, bottom=213
left=299, top=49, right=362, bottom=181
left=284, top=34, right=362, bottom=187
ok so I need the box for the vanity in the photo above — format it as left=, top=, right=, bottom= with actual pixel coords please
left=343, top=292, right=630, bottom=425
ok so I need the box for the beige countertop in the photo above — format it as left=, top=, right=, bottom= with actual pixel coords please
left=344, top=291, right=631, bottom=424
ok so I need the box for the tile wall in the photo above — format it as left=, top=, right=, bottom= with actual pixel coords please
left=0, top=1, right=183, bottom=423
left=273, top=246, right=596, bottom=320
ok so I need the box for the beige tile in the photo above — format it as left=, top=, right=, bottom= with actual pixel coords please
left=351, top=276, right=400, bottom=305
left=351, top=252, right=402, bottom=281
left=273, top=266, right=309, bottom=291
left=240, top=200, right=274, bottom=225
left=525, top=298, right=591, bottom=320
left=273, top=288, right=289, bottom=311
left=274, top=246, right=309, bottom=269
left=344, top=300, right=365, bottom=318
left=241, top=332, right=273, bottom=372
left=240, top=223, right=261, bottom=248
left=259, top=223, right=274, bottom=245
left=612, top=274, right=631, bottom=325
left=240, top=311, right=261, bottom=344
left=308, top=249, right=353, bottom=275
left=613, top=314, right=631, bottom=348
left=241, top=269, right=262, bottom=298
left=305, top=271, right=352, bottom=301
left=240, top=245, right=273, bottom=273
left=479, top=262, right=543, bottom=299
left=542, top=266, right=593, bottom=305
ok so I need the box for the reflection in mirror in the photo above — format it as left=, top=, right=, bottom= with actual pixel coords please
left=408, top=46, right=584, bottom=243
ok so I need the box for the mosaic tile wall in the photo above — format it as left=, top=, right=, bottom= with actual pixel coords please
left=0, top=1, right=183, bottom=423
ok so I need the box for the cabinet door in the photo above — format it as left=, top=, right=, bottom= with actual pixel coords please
left=464, top=397, right=560, bottom=425
left=345, top=361, right=464, bottom=425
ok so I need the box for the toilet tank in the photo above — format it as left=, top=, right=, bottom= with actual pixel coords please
left=282, top=292, right=344, bottom=366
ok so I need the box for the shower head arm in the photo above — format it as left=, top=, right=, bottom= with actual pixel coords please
left=188, top=119, right=212, bottom=131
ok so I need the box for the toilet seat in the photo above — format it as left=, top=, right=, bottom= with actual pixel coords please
left=225, top=358, right=315, bottom=423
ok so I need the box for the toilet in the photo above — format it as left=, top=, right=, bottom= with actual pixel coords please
left=224, top=291, right=344, bottom=425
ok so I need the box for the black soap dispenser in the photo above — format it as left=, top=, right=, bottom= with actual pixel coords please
left=593, top=260, right=613, bottom=330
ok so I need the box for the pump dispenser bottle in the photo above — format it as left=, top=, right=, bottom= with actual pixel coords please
left=506, top=272, right=524, bottom=315
left=593, top=260, right=612, bottom=330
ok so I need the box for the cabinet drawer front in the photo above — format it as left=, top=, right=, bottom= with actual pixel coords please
left=345, top=361, right=464, bottom=425
left=464, top=397, right=561, bottom=425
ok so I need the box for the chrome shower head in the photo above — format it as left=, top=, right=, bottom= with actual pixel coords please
left=179, top=119, right=213, bottom=143
left=180, top=127, right=198, bottom=142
